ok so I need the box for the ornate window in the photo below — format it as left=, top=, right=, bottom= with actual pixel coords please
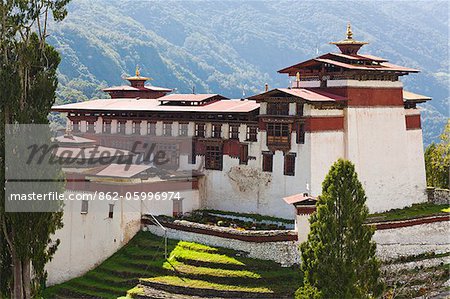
left=132, top=121, right=141, bottom=135
left=195, top=123, right=205, bottom=138
left=163, top=122, right=172, bottom=136
left=117, top=121, right=126, bottom=134
left=267, top=123, right=290, bottom=145
left=72, top=120, right=80, bottom=132
left=103, top=120, right=111, bottom=134
left=147, top=122, right=156, bottom=136
left=205, top=144, right=223, bottom=170
left=212, top=124, right=222, bottom=138
left=297, top=103, right=304, bottom=116
left=179, top=123, right=188, bottom=136
left=87, top=121, right=95, bottom=133
left=284, top=153, right=296, bottom=176
left=297, top=123, right=305, bottom=144
left=246, top=125, right=258, bottom=141
left=229, top=124, right=240, bottom=140
left=267, top=102, right=289, bottom=115
left=262, top=151, right=273, bottom=172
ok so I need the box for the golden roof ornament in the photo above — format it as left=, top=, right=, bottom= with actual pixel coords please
left=330, top=22, right=368, bottom=55
left=346, top=22, right=353, bottom=40
left=135, top=65, right=140, bottom=77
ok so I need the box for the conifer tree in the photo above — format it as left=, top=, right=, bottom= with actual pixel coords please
left=0, top=1, right=70, bottom=297
left=297, top=159, right=383, bottom=299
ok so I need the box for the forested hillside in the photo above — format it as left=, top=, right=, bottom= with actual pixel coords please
left=48, top=0, right=449, bottom=144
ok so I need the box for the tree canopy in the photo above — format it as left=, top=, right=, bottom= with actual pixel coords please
left=297, top=159, right=383, bottom=299
left=425, top=121, right=450, bottom=189
left=1, top=1, right=70, bottom=298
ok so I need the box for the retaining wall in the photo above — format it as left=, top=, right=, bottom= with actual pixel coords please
left=144, top=216, right=450, bottom=265
left=143, top=219, right=300, bottom=266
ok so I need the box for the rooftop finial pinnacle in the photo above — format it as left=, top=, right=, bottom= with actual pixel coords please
left=135, top=65, right=140, bottom=77
left=346, top=22, right=353, bottom=40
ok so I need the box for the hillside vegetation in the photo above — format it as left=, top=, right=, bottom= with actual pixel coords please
left=48, top=0, right=449, bottom=144
left=43, top=232, right=302, bottom=299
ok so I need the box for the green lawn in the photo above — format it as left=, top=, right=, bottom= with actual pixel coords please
left=43, top=232, right=302, bottom=299
left=368, top=202, right=449, bottom=222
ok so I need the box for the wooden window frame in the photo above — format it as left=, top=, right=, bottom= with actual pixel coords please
left=147, top=122, right=156, bottom=136
left=262, top=151, right=273, bottom=172
left=229, top=124, right=240, bottom=140
left=81, top=200, right=88, bottom=214
left=163, top=122, right=172, bottom=136
left=267, top=123, right=290, bottom=145
left=195, top=123, right=205, bottom=138
left=132, top=121, right=141, bottom=135
left=267, top=102, right=289, bottom=116
left=297, top=123, right=305, bottom=144
left=205, top=144, right=223, bottom=170
left=246, top=125, right=258, bottom=141
left=72, top=120, right=80, bottom=132
left=102, top=120, right=111, bottom=134
left=117, top=121, right=126, bottom=134
left=284, top=153, right=296, bottom=176
left=87, top=121, right=95, bottom=133
left=179, top=123, right=189, bottom=136
left=212, top=124, right=222, bottom=139
left=108, top=204, right=114, bottom=219
left=297, top=103, right=304, bottom=116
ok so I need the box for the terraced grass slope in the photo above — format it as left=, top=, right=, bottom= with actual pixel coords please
left=43, top=232, right=302, bottom=299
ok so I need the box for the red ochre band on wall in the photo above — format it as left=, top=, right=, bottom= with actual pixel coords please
left=405, top=114, right=421, bottom=130
left=325, top=87, right=404, bottom=107
left=304, top=116, right=344, bottom=132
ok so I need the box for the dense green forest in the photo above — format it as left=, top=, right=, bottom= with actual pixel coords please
left=48, top=0, right=449, bottom=144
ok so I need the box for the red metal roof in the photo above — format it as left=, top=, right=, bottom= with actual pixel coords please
left=102, top=85, right=172, bottom=92
left=94, top=164, right=151, bottom=178
left=283, top=193, right=318, bottom=205
left=403, top=90, right=431, bottom=103
left=158, top=93, right=226, bottom=102
left=52, top=98, right=259, bottom=113
left=278, top=52, right=419, bottom=74
left=53, top=145, right=133, bottom=159
left=54, top=135, right=96, bottom=145
left=248, top=88, right=346, bottom=103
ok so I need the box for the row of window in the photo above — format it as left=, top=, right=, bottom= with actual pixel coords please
left=73, top=120, right=258, bottom=141
left=267, top=123, right=305, bottom=145
left=81, top=200, right=115, bottom=218
left=266, top=102, right=304, bottom=116
left=80, top=199, right=183, bottom=218
left=262, top=152, right=296, bottom=176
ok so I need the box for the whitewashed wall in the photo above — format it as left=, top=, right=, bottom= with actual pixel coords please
left=46, top=191, right=142, bottom=286
left=344, top=106, right=426, bottom=212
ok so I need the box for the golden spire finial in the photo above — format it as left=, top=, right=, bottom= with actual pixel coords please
left=135, top=65, right=140, bottom=77
left=346, top=22, right=353, bottom=40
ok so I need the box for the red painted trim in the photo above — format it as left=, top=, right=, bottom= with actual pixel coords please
left=324, top=87, right=404, bottom=107
left=142, top=220, right=298, bottom=242
left=304, top=116, right=344, bottom=132
left=372, top=215, right=449, bottom=230
left=296, top=206, right=316, bottom=214
left=405, top=114, right=421, bottom=130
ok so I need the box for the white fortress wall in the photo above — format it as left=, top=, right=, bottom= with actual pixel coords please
left=344, top=106, right=416, bottom=212
left=46, top=191, right=142, bottom=286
